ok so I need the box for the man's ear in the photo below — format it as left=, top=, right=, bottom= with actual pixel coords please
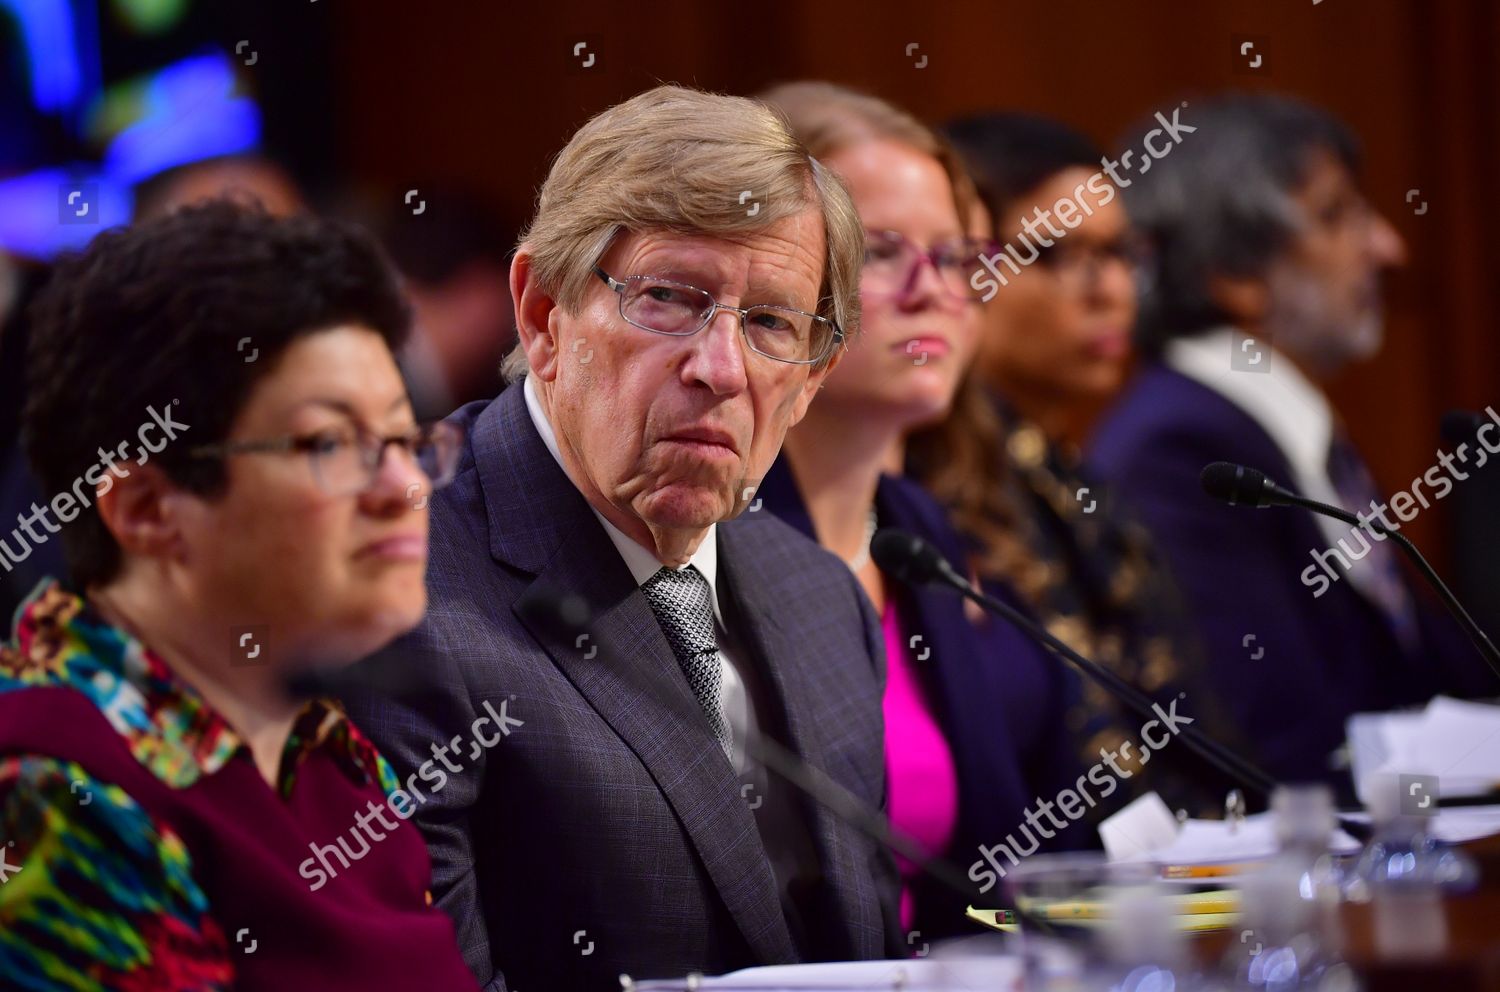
left=93, top=462, right=184, bottom=563
left=511, top=249, right=563, bottom=383
left=787, top=345, right=845, bottom=427
left=1206, top=272, right=1270, bottom=328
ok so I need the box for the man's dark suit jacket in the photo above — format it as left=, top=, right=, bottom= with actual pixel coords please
left=1088, top=362, right=1493, bottom=789
left=342, top=385, right=900, bottom=991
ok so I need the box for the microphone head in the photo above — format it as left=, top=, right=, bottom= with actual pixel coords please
left=1200, top=461, right=1277, bottom=507
left=871, top=528, right=956, bottom=589
left=1441, top=409, right=1484, bottom=444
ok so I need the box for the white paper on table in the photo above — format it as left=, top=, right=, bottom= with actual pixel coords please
left=629, top=958, right=1023, bottom=991
left=1415, top=697, right=1500, bottom=786
left=1109, top=812, right=1362, bottom=866
left=1340, top=804, right=1500, bottom=845
left=1431, top=803, right=1500, bottom=842
left=1098, top=791, right=1181, bottom=862
left=1348, top=696, right=1500, bottom=801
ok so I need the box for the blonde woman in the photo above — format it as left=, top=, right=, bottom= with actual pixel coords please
left=756, top=82, right=1081, bottom=943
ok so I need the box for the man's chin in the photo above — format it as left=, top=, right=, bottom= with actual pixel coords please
left=636, top=483, right=734, bottom=533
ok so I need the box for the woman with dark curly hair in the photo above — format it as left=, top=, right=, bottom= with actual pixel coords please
left=0, top=202, right=477, bottom=990
left=907, top=113, right=1237, bottom=823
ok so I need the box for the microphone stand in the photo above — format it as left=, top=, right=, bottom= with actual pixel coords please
left=932, top=569, right=1278, bottom=801
left=1271, top=488, right=1500, bottom=681
left=916, top=565, right=1388, bottom=842
left=874, top=526, right=1282, bottom=804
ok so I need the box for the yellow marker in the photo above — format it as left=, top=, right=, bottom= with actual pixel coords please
left=971, top=890, right=1240, bottom=931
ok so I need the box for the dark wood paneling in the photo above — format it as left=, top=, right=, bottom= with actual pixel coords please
left=329, top=0, right=1500, bottom=564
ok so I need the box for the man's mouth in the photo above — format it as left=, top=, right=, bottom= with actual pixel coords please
left=660, top=427, right=740, bottom=459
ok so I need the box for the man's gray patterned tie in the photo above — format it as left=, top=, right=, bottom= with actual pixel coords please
left=641, top=565, right=732, bottom=756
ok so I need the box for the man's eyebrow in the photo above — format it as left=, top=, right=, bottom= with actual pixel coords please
left=640, top=252, right=817, bottom=310
left=747, top=279, right=823, bottom=312
left=747, top=288, right=807, bottom=310
left=639, top=254, right=729, bottom=285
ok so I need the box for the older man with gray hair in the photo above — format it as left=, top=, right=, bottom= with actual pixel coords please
left=344, top=84, right=900, bottom=990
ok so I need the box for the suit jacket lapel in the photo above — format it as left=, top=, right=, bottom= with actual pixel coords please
left=475, top=387, right=798, bottom=965
left=717, top=523, right=874, bottom=960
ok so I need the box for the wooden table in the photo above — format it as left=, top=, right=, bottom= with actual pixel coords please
left=1193, top=834, right=1500, bottom=990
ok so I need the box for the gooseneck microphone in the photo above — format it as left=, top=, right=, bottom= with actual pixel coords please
left=871, top=528, right=1278, bottom=801
left=1199, top=461, right=1500, bottom=681
left=1198, top=460, right=1290, bottom=509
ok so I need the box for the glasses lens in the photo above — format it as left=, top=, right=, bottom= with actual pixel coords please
left=414, top=423, right=463, bottom=489
left=743, top=307, right=834, bottom=365
left=1046, top=239, right=1143, bottom=295
left=306, top=430, right=367, bottom=496
left=864, top=231, right=993, bottom=301
left=861, top=231, right=916, bottom=292
left=934, top=239, right=996, bottom=300
left=621, top=278, right=713, bottom=335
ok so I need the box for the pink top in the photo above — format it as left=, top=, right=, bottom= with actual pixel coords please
left=880, top=599, right=961, bottom=933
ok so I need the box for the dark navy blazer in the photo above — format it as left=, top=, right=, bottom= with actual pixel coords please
left=757, top=458, right=1080, bottom=939
left=1088, top=362, right=1493, bottom=790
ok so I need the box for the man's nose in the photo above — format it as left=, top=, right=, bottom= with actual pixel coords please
left=1368, top=211, right=1408, bottom=268
left=682, top=309, right=749, bottom=395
